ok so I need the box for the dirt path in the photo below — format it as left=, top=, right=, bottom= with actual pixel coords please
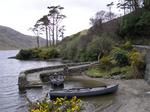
left=82, top=74, right=150, bottom=112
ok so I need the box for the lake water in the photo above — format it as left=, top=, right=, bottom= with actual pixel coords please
left=0, top=50, right=116, bottom=112
left=0, top=50, right=62, bottom=112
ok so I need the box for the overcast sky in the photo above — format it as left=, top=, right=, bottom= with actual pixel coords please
left=0, top=0, right=120, bottom=37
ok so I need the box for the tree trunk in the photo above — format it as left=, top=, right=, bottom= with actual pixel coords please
left=46, top=26, right=48, bottom=47
left=133, top=0, right=139, bottom=10
left=36, top=36, right=40, bottom=48
left=56, top=25, right=58, bottom=45
left=52, top=17, right=55, bottom=46
left=48, top=27, right=51, bottom=46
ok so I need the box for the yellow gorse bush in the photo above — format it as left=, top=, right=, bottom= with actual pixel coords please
left=29, top=96, right=82, bottom=112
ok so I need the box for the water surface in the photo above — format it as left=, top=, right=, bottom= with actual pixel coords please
left=0, top=50, right=116, bottom=112
left=0, top=50, right=62, bottom=112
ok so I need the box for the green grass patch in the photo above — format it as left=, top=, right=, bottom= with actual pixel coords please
left=86, top=68, right=110, bottom=78
left=86, top=66, right=135, bottom=79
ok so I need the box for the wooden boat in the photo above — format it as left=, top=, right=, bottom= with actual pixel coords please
left=49, top=75, right=64, bottom=87
left=49, top=84, right=118, bottom=98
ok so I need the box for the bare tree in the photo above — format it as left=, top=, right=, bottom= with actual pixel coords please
left=107, top=2, right=114, bottom=20
left=104, top=12, right=117, bottom=21
left=59, top=25, right=65, bottom=40
left=29, top=23, right=43, bottom=48
left=90, top=10, right=106, bottom=26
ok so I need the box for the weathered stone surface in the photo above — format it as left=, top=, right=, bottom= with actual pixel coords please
left=18, top=62, right=96, bottom=90
left=18, top=72, right=28, bottom=90
left=133, top=45, right=150, bottom=84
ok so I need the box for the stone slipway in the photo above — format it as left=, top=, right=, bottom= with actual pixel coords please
left=18, top=62, right=97, bottom=90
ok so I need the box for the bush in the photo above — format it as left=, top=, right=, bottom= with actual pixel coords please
left=86, top=35, right=114, bottom=61
left=16, top=49, right=32, bottom=60
left=16, top=47, right=59, bottom=60
left=99, top=56, right=112, bottom=70
left=121, top=41, right=133, bottom=51
left=112, top=47, right=129, bottom=67
left=29, top=96, right=82, bottom=112
left=129, top=50, right=145, bottom=78
left=36, top=48, right=59, bottom=59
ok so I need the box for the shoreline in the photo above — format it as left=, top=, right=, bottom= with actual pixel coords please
left=82, top=74, right=150, bottom=112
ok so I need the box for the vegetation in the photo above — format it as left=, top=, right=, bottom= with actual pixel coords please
left=86, top=42, right=145, bottom=79
left=29, top=5, right=66, bottom=48
left=59, top=33, right=115, bottom=62
left=15, top=1, right=149, bottom=81
left=119, top=8, right=150, bottom=38
left=29, top=96, right=82, bottom=112
left=16, top=47, right=59, bottom=60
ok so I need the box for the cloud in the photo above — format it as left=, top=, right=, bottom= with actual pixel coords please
left=0, top=0, right=120, bottom=37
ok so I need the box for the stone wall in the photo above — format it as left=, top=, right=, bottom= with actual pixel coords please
left=133, top=45, right=150, bottom=84
left=18, top=62, right=97, bottom=90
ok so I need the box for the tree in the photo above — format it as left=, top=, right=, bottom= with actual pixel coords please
left=47, top=5, right=66, bottom=45
left=59, top=25, right=65, bottom=40
left=37, top=15, right=49, bottom=47
left=104, top=12, right=117, bottom=21
left=117, top=0, right=144, bottom=14
left=117, top=0, right=131, bottom=15
left=29, top=23, right=42, bottom=48
left=90, top=10, right=106, bottom=26
left=106, top=2, right=114, bottom=20
left=144, top=0, right=150, bottom=9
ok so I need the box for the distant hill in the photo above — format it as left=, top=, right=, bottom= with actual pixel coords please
left=0, top=25, right=46, bottom=50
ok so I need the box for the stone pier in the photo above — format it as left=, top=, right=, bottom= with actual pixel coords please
left=18, top=62, right=97, bottom=90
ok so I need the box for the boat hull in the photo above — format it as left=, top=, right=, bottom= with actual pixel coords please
left=49, top=85, right=118, bottom=99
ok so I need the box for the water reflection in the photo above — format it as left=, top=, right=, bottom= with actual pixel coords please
left=0, top=50, right=116, bottom=112
left=0, top=50, right=62, bottom=112
left=26, top=75, right=116, bottom=112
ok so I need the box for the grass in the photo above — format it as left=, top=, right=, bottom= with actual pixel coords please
left=86, top=68, right=110, bottom=78
left=86, top=66, right=134, bottom=79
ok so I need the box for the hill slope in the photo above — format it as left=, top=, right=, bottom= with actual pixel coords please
left=0, top=25, right=45, bottom=50
left=58, top=8, right=150, bottom=62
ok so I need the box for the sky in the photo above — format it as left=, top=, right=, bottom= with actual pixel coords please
left=0, top=0, right=120, bottom=37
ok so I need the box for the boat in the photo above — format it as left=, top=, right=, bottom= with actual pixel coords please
left=49, top=84, right=118, bottom=98
left=49, top=74, right=64, bottom=87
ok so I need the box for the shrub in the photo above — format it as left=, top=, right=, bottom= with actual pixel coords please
left=38, top=48, right=59, bottom=59
left=16, top=49, right=32, bottom=60
left=112, top=47, right=129, bottom=67
left=29, top=96, right=82, bottom=112
left=99, top=56, right=112, bottom=70
left=129, top=50, right=145, bottom=78
left=121, top=41, right=133, bottom=51
left=16, top=47, right=59, bottom=60
left=86, top=35, right=114, bottom=61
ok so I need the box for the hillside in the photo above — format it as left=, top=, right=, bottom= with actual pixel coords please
left=58, top=8, right=150, bottom=62
left=0, top=25, right=45, bottom=50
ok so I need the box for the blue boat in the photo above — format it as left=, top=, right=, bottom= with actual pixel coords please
left=49, top=84, right=118, bottom=98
